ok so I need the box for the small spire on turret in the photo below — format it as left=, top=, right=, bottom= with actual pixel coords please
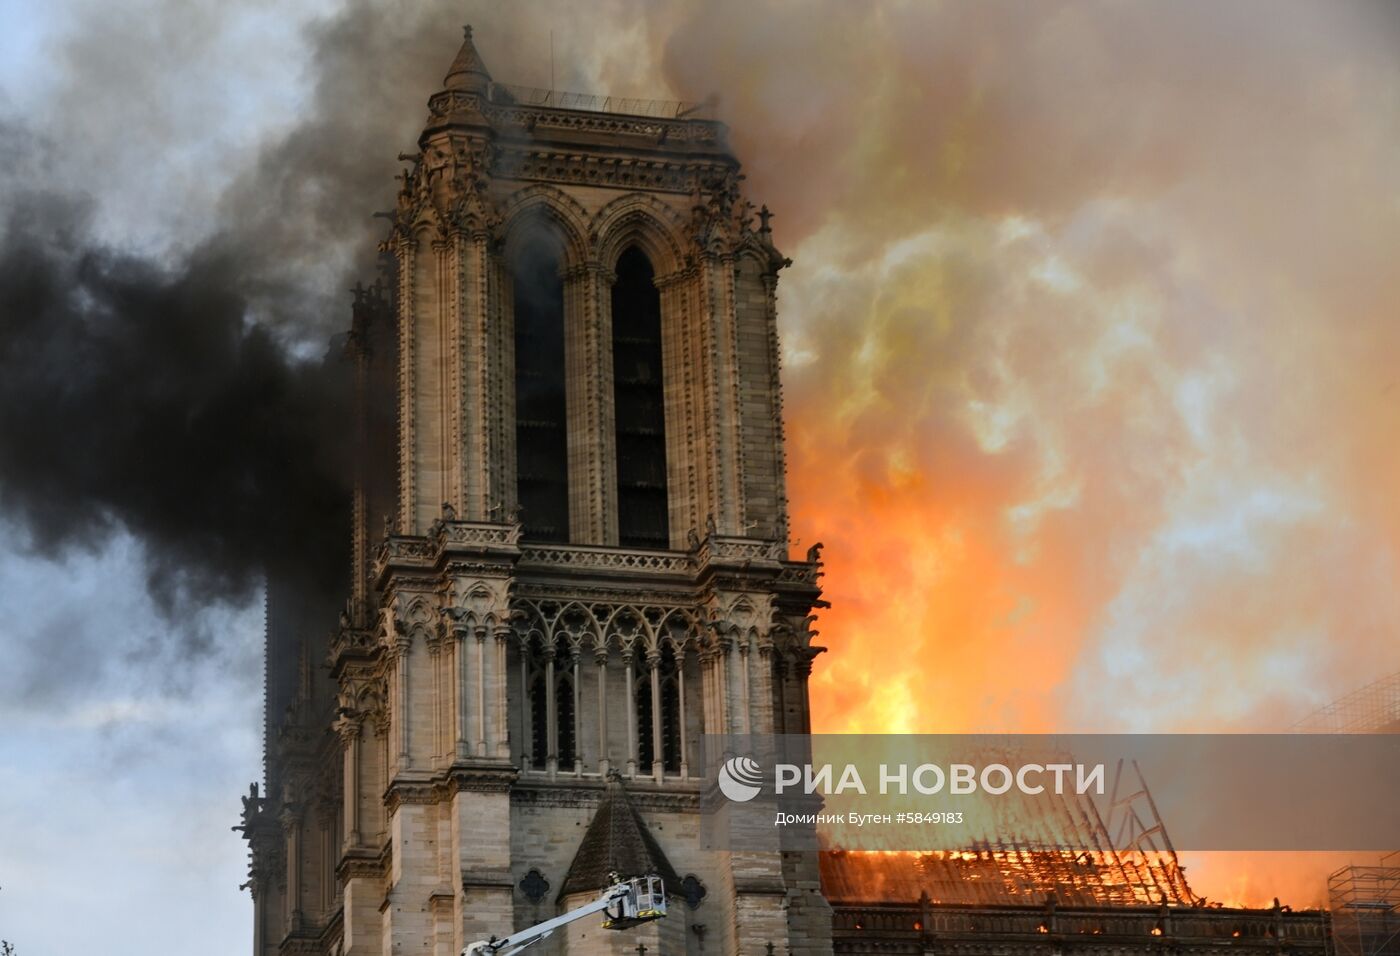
left=442, top=23, right=492, bottom=93
left=758, top=204, right=774, bottom=235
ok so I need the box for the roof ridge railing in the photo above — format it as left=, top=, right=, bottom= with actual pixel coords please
left=487, top=81, right=715, bottom=120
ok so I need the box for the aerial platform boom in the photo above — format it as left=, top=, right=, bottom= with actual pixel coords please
left=463, top=875, right=666, bottom=955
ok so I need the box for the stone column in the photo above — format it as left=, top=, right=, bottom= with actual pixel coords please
left=454, top=625, right=470, bottom=760
left=338, top=718, right=363, bottom=847
left=427, top=634, right=444, bottom=768
left=280, top=804, right=303, bottom=932
left=571, top=648, right=583, bottom=774
left=717, top=640, right=732, bottom=735
left=797, top=657, right=814, bottom=734
left=738, top=637, right=753, bottom=736
left=774, top=657, right=789, bottom=734
left=624, top=649, right=637, bottom=776
left=563, top=262, right=618, bottom=544
left=475, top=629, right=488, bottom=758
left=545, top=644, right=558, bottom=773
left=493, top=624, right=511, bottom=759
left=753, top=641, right=776, bottom=735
left=699, top=646, right=721, bottom=737
left=649, top=651, right=663, bottom=780
left=657, top=270, right=697, bottom=543
left=316, top=797, right=337, bottom=915
left=698, top=254, right=744, bottom=533
left=519, top=640, right=531, bottom=767
left=678, top=652, right=689, bottom=778
left=595, top=647, right=610, bottom=775
left=250, top=878, right=265, bottom=956
left=392, top=635, right=412, bottom=770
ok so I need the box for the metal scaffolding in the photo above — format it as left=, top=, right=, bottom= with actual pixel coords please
left=1294, top=672, right=1400, bottom=733
left=487, top=82, right=716, bottom=120
left=820, top=758, right=1201, bottom=908
left=1328, top=855, right=1400, bottom=956
left=1293, top=674, right=1400, bottom=956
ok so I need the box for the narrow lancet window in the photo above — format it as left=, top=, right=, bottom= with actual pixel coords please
left=658, top=643, right=682, bottom=772
left=635, top=655, right=655, bottom=769
left=634, top=647, right=682, bottom=773
left=514, top=240, right=569, bottom=541
left=611, top=247, right=669, bottom=548
left=526, top=636, right=549, bottom=770
left=555, top=644, right=576, bottom=768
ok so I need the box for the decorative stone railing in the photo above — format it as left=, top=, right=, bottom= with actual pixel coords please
left=373, top=525, right=822, bottom=589
left=518, top=543, right=692, bottom=575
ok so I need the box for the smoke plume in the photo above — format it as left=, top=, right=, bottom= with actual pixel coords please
left=0, top=185, right=351, bottom=613
left=3, top=0, right=1398, bottom=909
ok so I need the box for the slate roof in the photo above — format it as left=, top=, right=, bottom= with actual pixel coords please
left=558, top=773, right=682, bottom=901
left=443, top=25, right=492, bottom=92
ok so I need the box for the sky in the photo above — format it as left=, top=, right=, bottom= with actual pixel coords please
left=1, top=0, right=1398, bottom=951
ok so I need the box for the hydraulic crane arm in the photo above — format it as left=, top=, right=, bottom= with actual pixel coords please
left=463, top=875, right=666, bottom=956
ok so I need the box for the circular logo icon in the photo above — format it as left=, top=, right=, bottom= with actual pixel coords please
left=717, top=755, right=764, bottom=802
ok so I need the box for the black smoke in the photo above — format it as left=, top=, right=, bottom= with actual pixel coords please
left=0, top=1, right=637, bottom=647
left=0, top=3, right=470, bottom=707
left=0, top=187, right=353, bottom=616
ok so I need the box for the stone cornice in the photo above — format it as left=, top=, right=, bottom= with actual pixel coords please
left=337, top=843, right=390, bottom=882
left=373, top=519, right=522, bottom=587
left=511, top=775, right=702, bottom=813
left=384, top=763, right=519, bottom=813
left=480, top=100, right=726, bottom=148
left=491, top=147, right=733, bottom=195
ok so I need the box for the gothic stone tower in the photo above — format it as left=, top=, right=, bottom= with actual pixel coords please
left=240, top=27, right=831, bottom=956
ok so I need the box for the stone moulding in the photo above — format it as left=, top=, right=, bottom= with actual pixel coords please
left=383, top=764, right=519, bottom=813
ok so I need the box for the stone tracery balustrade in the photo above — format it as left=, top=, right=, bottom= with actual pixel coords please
left=432, top=520, right=522, bottom=549
left=373, top=525, right=822, bottom=590
left=518, top=543, right=692, bottom=575
left=696, top=535, right=787, bottom=564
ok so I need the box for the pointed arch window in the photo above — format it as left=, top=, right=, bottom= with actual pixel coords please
left=611, top=247, right=669, bottom=548
left=514, top=239, right=569, bottom=542
left=523, top=634, right=577, bottom=771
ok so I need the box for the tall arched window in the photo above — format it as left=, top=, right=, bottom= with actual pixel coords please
left=611, top=247, right=669, bottom=548
left=514, top=239, right=569, bottom=541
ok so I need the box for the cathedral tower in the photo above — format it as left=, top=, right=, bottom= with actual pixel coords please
left=242, top=27, right=830, bottom=956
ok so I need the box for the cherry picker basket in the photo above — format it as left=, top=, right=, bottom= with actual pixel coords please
left=601, top=875, right=667, bottom=930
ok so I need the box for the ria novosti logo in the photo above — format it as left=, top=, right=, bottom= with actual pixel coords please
left=717, top=754, right=764, bottom=802
left=716, top=754, right=1109, bottom=803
